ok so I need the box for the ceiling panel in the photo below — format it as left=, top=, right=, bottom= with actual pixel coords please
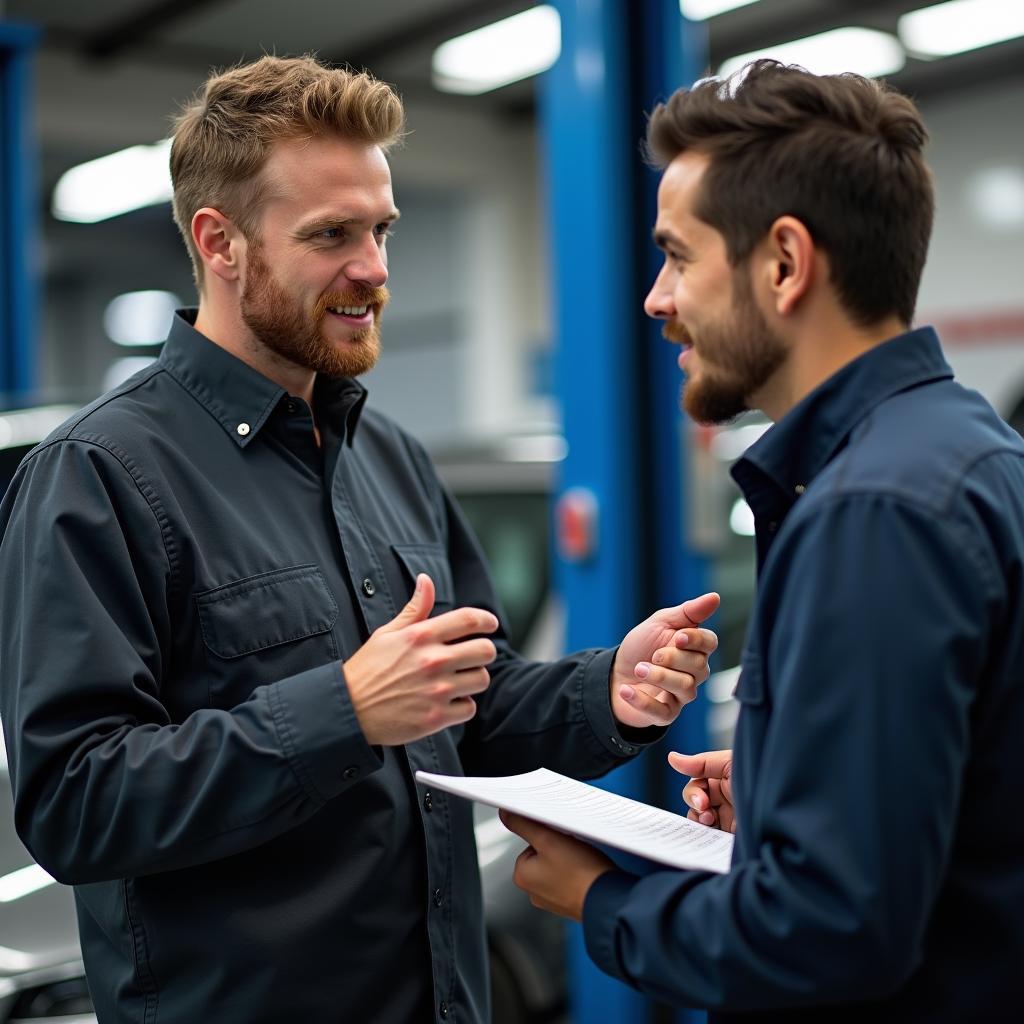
left=154, top=0, right=471, bottom=59
left=6, top=0, right=144, bottom=34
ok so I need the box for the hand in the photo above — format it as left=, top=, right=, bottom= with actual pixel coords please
left=499, top=811, right=616, bottom=922
left=669, top=749, right=735, bottom=833
left=610, top=593, right=720, bottom=728
left=344, top=574, right=499, bottom=746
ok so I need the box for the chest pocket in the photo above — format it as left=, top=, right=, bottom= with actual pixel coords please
left=196, top=565, right=339, bottom=707
left=391, top=543, right=455, bottom=611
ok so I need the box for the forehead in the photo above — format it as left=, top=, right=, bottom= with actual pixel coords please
left=260, top=134, right=395, bottom=220
left=655, top=150, right=712, bottom=236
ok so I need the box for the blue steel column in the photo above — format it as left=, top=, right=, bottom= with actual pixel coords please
left=542, top=1, right=709, bottom=1021
left=0, top=22, right=41, bottom=400
left=539, top=1, right=649, bottom=1021
left=638, top=7, right=711, bottom=1024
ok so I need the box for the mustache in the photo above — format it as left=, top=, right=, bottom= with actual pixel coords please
left=315, top=285, right=391, bottom=317
left=662, top=321, right=693, bottom=346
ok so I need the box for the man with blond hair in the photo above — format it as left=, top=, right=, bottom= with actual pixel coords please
left=0, top=55, right=720, bottom=1023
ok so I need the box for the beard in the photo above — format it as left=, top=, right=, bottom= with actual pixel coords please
left=240, top=244, right=389, bottom=379
left=667, top=268, right=786, bottom=425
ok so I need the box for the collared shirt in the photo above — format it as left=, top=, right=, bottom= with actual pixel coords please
left=583, top=327, right=1024, bottom=1021
left=0, top=311, right=651, bottom=1024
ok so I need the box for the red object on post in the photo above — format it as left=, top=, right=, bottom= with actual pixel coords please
left=555, top=487, right=598, bottom=562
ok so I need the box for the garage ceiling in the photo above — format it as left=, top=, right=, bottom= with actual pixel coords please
left=6, top=0, right=1024, bottom=199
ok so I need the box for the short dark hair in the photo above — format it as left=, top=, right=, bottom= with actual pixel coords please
left=646, top=60, right=934, bottom=327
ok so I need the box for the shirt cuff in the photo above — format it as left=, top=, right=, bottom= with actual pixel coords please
left=581, top=646, right=668, bottom=758
left=583, top=868, right=639, bottom=982
left=265, top=660, right=381, bottom=804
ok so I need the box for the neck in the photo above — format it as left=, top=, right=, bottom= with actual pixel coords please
left=193, top=297, right=316, bottom=406
left=755, top=306, right=907, bottom=422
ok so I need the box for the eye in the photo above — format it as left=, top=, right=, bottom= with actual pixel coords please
left=374, top=222, right=394, bottom=240
left=318, top=227, right=343, bottom=241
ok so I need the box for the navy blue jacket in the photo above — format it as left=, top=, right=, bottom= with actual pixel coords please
left=0, top=312, right=654, bottom=1024
left=584, top=328, right=1024, bottom=1020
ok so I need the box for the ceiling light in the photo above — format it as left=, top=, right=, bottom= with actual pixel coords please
left=965, top=166, right=1024, bottom=232
left=899, top=0, right=1024, bottom=57
left=432, top=5, right=560, bottom=95
left=0, top=863, right=56, bottom=903
left=103, top=357, right=158, bottom=393
left=680, top=0, right=761, bottom=20
left=720, top=27, right=906, bottom=79
left=104, top=290, right=180, bottom=347
left=0, top=405, right=79, bottom=452
left=52, top=139, right=173, bottom=223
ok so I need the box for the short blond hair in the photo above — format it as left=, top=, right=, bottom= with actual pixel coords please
left=170, top=54, right=406, bottom=289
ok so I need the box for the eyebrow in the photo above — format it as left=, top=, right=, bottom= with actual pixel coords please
left=652, top=228, right=692, bottom=258
left=297, top=209, right=401, bottom=235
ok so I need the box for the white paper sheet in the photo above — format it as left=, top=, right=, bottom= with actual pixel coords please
left=415, top=767, right=733, bottom=873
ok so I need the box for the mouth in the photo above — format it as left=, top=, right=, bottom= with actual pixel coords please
left=325, top=304, right=374, bottom=328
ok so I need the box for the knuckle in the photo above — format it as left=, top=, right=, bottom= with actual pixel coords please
left=428, top=681, right=455, bottom=702
left=418, top=650, right=446, bottom=674
left=406, top=622, right=430, bottom=645
left=423, top=706, right=447, bottom=731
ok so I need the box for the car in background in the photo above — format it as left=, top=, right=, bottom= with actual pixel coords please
left=0, top=408, right=567, bottom=1024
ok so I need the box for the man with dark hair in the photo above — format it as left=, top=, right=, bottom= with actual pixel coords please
left=0, top=55, right=720, bottom=1024
left=502, top=60, right=1024, bottom=1020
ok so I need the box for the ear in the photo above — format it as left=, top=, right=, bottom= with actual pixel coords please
left=764, top=215, right=815, bottom=317
left=191, top=207, right=244, bottom=284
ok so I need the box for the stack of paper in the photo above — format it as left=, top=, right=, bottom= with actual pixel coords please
left=415, top=767, right=734, bottom=874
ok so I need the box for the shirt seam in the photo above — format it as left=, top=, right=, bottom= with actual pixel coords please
left=20, top=434, right=180, bottom=602
left=265, top=681, right=329, bottom=806
left=782, top=485, right=1003, bottom=601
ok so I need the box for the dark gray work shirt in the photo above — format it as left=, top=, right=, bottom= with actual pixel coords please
left=584, top=327, right=1024, bottom=1021
left=0, top=311, right=650, bottom=1024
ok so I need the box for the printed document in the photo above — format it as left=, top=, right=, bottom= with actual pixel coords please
left=414, top=767, right=733, bottom=873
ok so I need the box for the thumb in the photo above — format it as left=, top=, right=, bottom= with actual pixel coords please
left=668, top=749, right=731, bottom=780
left=382, top=573, right=435, bottom=632
left=663, top=591, right=720, bottom=628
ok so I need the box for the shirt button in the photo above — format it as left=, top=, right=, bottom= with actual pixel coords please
left=361, top=578, right=376, bottom=597
left=433, top=888, right=444, bottom=908
left=285, top=400, right=298, bottom=414
left=342, top=766, right=359, bottom=781
left=236, top=422, right=250, bottom=436
left=795, top=484, right=806, bottom=495
left=439, top=1002, right=449, bottom=1019
left=423, top=791, right=433, bottom=812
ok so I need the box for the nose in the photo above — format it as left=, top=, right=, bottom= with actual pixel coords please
left=344, top=234, right=389, bottom=289
left=644, top=263, right=676, bottom=320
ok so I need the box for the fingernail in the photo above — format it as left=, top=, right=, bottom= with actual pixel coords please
left=675, top=632, right=689, bottom=647
left=634, top=662, right=651, bottom=679
left=693, top=793, right=706, bottom=811
left=414, top=574, right=424, bottom=594
left=699, top=812, right=715, bottom=825
left=620, top=684, right=636, bottom=701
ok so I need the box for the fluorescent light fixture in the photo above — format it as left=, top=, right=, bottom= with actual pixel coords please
left=966, top=166, right=1024, bottom=232
left=0, top=405, right=79, bottom=452
left=681, top=0, right=761, bottom=20
left=104, top=290, right=180, bottom=347
left=720, top=27, right=906, bottom=79
left=104, top=357, right=158, bottom=393
left=899, top=0, right=1024, bottom=57
left=433, top=5, right=560, bottom=95
left=52, top=139, right=173, bottom=223
left=0, top=863, right=57, bottom=903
